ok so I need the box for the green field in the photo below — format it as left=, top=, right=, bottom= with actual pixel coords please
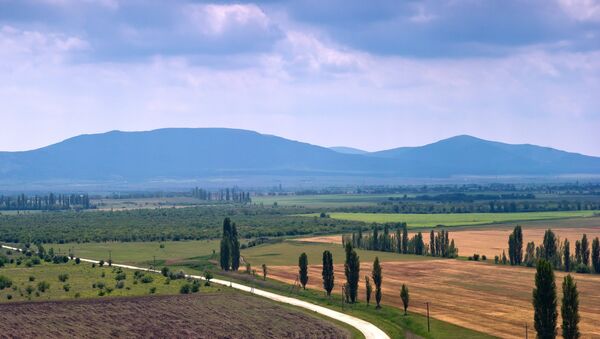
left=242, top=240, right=431, bottom=267
left=0, top=261, right=215, bottom=303
left=47, top=240, right=221, bottom=266
left=253, top=194, right=411, bottom=208
left=306, top=210, right=600, bottom=227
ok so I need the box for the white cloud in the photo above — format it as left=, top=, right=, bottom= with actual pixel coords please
left=185, top=4, right=271, bottom=36
left=558, top=0, right=600, bottom=22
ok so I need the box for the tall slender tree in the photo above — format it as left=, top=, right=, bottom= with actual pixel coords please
left=344, top=242, right=360, bottom=303
left=563, top=239, right=571, bottom=272
left=514, top=225, right=523, bottom=265
left=372, top=257, right=382, bottom=309
left=365, top=276, right=372, bottom=306
left=543, top=229, right=558, bottom=268
left=299, top=252, right=308, bottom=289
left=395, top=226, right=402, bottom=254
left=400, top=284, right=409, bottom=316
left=561, top=275, right=580, bottom=339
left=322, top=250, right=334, bottom=297
left=592, top=237, right=600, bottom=274
left=575, top=240, right=582, bottom=265
left=231, top=223, right=240, bottom=271
left=401, top=223, right=409, bottom=254
left=581, top=234, right=590, bottom=267
left=533, top=259, right=557, bottom=339
left=430, top=230, right=435, bottom=257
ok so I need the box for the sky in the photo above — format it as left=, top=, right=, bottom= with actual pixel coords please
left=0, top=0, right=599, bottom=156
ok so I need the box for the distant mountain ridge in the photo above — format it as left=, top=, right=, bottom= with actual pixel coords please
left=0, top=129, right=599, bottom=186
left=329, top=146, right=368, bottom=155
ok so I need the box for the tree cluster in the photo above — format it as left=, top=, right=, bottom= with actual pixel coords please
left=191, top=187, right=251, bottom=203
left=219, top=217, right=240, bottom=271
left=0, top=193, right=92, bottom=211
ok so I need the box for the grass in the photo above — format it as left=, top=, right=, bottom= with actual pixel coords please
left=47, top=240, right=221, bottom=266
left=210, top=270, right=494, bottom=339
left=0, top=260, right=214, bottom=303
left=242, top=240, right=432, bottom=267
left=306, top=210, right=600, bottom=227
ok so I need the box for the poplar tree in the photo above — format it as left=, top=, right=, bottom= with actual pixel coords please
left=592, top=237, right=600, bottom=274
left=365, top=276, right=372, bottom=306
left=322, top=250, right=334, bottom=297
left=299, top=252, right=308, bottom=289
left=400, top=284, right=409, bottom=316
left=344, top=242, right=360, bottom=303
left=563, top=239, right=571, bottom=272
left=561, top=275, right=580, bottom=339
left=231, top=223, right=240, bottom=271
left=372, top=256, right=382, bottom=309
left=533, top=259, right=557, bottom=339
left=581, top=234, right=590, bottom=267
left=401, top=223, right=409, bottom=254
left=430, top=230, right=435, bottom=257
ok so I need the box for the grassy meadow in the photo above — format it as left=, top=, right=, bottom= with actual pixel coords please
left=307, top=210, right=600, bottom=227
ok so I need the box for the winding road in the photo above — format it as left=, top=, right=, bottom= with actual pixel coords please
left=1, top=244, right=389, bottom=339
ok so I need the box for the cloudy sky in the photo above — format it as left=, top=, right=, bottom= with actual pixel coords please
left=1, top=0, right=599, bottom=155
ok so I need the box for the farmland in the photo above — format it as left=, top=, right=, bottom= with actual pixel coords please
left=266, top=260, right=600, bottom=338
left=309, top=210, right=599, bottom=227
left=0, top=292, right=351, bottom=338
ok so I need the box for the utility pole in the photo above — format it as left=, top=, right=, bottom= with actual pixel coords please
left=426, top=302, right=430, bottom=332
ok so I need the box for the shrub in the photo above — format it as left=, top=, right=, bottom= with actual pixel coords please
left=115, top=272, right=127, bottom=281
left=482, top=255, right=487, bottom=261
left=25, top=285, right=34, bottom=295
left=115, top=280, right=125, bottom=289
left=191, top=280, right=200, bottom=293
left=575, top=264, right=591, bottom=274
left=494, top=256, right=499, bottom=264
left=98, top=290, right=105, bottom=296
left=37, top=281, right=50, bottom=292
left=32, top=257, right=41, bottom=265
left=92, top=263, right=96, bottom=268
left=63, top=284, right=70, bottom=292
left=468, top=256, right=473, bottom=261
left=473, top=254, right=480, bottom=261
left=101, top=271, right=106, bottom=278
left=141, top=275, right=154, bottom=284
left=25, top=260, right=33, bottom=267
left=75, top=292, right=80, bottom=298
left=105, top=287, right=113, bottom=294
left=149, top=287, right=157, bottom=294
left=6, top=294, right=12, bottom=300
left=164, top=278, right=171, bottom=285
left=161, top=267, right=170, bottom=277
left=75, top=258, right=81, bottom=264
left=58, top=273, right=69, bottom=282
left=96, top=281, right=106, bottom=289
left=0, top=276, right=13, bottom=290
left=99, top=260, right=104, bottom=267
left=180, top=283, right=191, bottom=294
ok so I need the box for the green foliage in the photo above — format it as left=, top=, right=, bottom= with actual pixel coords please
left=508, top=225, right=523, bottom=265
left=179, top=283, right=191, bottom=294
left=533, top=260, right=557, bottom=339
left=37, top=281, right=50, bottom=293
left=592, top=237, right=600, bottom=274
left=298, top=252, right=308, bottom=289
left=344, top=242, right=360, bottom=303
left=0, top=275, right=12, bottom=290
left=365, top=276, right=372, bottom=306
left=58, top=273, right=69, bottom=282
left=400, top=284, right=409, bottom=315
left=563, top=239, right=571, bottom=272
left=372, top=257, right=382, bottom=308
left=580, top=234, right=590, bottom=267
left=561, top=275, right=580, bottom=339
left=321, top=250, right=334, bottom=296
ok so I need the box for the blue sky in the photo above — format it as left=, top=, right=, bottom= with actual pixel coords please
left=1, top=0, right=599, bottom=155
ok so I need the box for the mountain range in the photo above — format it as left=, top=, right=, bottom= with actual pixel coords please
left=0, top=128, right=599, bottom=188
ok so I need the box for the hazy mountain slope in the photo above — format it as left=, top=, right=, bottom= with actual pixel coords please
left=0, top=130, right=598, bottom=183
left=329, top=146, right=368, bottom=155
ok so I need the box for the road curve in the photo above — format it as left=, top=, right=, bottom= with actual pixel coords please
left=1, top=244, right=389, bottom=339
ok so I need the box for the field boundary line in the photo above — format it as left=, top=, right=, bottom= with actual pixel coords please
left=1, top=244, right=389, bottom=339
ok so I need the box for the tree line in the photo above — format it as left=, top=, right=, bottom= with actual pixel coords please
left=0, top=193, right=92, bottom=211
left=295, top=243, right=411, bottom=313
left=342, top=224, right=458, bottom=258
left=191, top=187, right=251, bottom=203
left=219, top=217, right=240, bottom=271
left=503, top=226, right=600, bottom=274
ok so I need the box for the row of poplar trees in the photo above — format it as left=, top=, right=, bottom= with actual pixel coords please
left=533, top=259, right=580, bottom=339
left=297, top=242, right=410, bottom=314
left=507, top=226, right=600, bottom=274
left=219, top=217, right=240, bottom=271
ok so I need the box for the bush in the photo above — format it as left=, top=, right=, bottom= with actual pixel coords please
left=92, top=263, right=96, bottom=268
left=32, top=257, right=41, bottom=265
left=473, top=254, right=480, bottom=261
left=6, top=294, right=12, bottom=300
left=99, top=260, right=104, bottom=267
left=75, top=292, right=80, bottom=298
left=75, top=258, right=81, bottom=264
left=164, top=278, right=171, bottom=285
left=98, top=290, right=105, bottom=296
left=149, top=287, right=157, bottom=294
left=141, top=275, right=154, bottom=284
left=25, top=285, right=34, bottom=295
left=96, top=281, right=106, bottom=289
left=494, top=256, right=499, bottom=264
left=0, top=276, right=13, bottom=290
left=482, top=255, right=487, bottom=261
left=161, top=267, right=170, bottom=277
left=468, top=256, right=473, bottom=261
left=29, top=276, right=36, bottom=282
left=37, top=281, right=50, bottom=293
left=105, top=287, right=113, bottom=294
left=115, top=280, right=125, bottom=289
left=191, top=280, right=200, bottom=293
left=575, top=263, right=591, bottom=273
left=101, top=271, right=106, bottom=278
left=180, top=283, right=191, bottom=294
left=63, top=284, right=70, bottom=292
left=58, top=273, right=69, bottom=282
left=115, top=272, right=127, bottom=281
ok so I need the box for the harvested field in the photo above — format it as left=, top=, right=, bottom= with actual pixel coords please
left=297, top=217, right=600, bottom=259
left=267, top=260, right=600, bottom=338
left=0, top=292, right=350, bottom=339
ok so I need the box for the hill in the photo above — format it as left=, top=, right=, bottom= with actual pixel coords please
left=0, top=129, right=598, bottom=187
left=329, top=146, right=368, bottom=155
